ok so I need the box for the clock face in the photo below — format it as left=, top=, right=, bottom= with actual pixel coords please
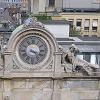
left=18, top=36, right=48, bottom=64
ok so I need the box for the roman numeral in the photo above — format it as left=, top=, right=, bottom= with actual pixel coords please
left=22, top=45, right=27, bottom=48
left=36, top=40, right=39, bottom=45
left=32, top=39, right=35, bottom=44
left=27, top=41, right=31, bottom=45
left=31, top=58, right=34, bottom=64
left=20, top=49, right=26, bottom=52
left=36, top=56, right=39, bottom=61
left=39, top=45, right=43, bottom=48
left=40, top=50, right=45, bottom=52
left=39, top=53, right=44, bottom=57
left=22, top=53, right=27, bottom=58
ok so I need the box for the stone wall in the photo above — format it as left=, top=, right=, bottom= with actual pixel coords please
left=0, top=78, right=99, bottom=100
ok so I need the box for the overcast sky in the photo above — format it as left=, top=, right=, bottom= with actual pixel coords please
left=63, top=0, right=99, bottom=8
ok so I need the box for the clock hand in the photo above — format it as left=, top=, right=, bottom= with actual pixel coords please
left=30, top=49, right=37, bottom=54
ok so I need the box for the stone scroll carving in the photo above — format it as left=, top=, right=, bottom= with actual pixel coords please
left=61, top=44, right=99, bottom=75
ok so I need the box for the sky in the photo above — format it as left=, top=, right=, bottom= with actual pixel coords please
left=63, top=0, right=99, bottom=8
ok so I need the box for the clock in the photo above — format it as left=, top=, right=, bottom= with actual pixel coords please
left=18, top=36, right=48, bottom=65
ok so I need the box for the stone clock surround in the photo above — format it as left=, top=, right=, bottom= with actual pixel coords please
left=4, top=25, right=62, bottom=77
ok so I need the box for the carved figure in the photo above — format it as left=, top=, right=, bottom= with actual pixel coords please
left=63, top=44, right=99, bottom=75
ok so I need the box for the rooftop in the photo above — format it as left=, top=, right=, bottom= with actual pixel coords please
left=42, top=20, right=68, bottom=25
left=62, top=8, right=100, bottom=13
left=78, top=36, right=100, bottom=41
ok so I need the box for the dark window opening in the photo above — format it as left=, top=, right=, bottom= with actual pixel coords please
left=3, top=23, right=8, bottom=28
left=49, top=0, right=55, bottom=7
left=83, top=53, right=91, bottom=62
left=84, top=27, right=89, bottom=31
left=76, top=21, right=81, bottom=26
left=69, top=21, right=74, bottom=28
left=92, top=27, right=97, bottom=32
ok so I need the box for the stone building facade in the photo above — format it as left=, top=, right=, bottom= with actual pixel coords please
left=30, top=0, right=62, bottom=14
left=0, top=18, right=100, bottom=100
left=60, top=12, right=100, bottom=37
left=0, top=0, right=29, bottom=12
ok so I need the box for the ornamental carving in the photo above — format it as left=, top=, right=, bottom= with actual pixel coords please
left=61, top=44, right=99, bottom=75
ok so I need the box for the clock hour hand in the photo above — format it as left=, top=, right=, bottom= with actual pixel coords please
left=30, top=49, right=37, bottom=54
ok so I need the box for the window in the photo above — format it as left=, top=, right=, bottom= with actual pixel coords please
left=68, top=19, right=74, bottom=28
left=83, top=53, right=91, bottom=62
left=76, top=19, right=82, bottom=31
left=90, top=54, right=96, bottom=64
left=77, top=53, right=100, bottom=66
left=49, top=0, right=55, bottom=7
left=77, top=21, right=81, bottom=26
left=84, top=19, right=90, bottom=31
left=3, top=23, right=8, bottom=28
left=0, top=24, right=3, bottom=28
left=77, top=54, right=83, bottom=60
left=96, top=54, right=100, bottom=65
left=92, top=19, right=98, bottom=32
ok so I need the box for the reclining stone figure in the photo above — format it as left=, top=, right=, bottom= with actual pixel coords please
left=62, top=44, right=99, bottom=75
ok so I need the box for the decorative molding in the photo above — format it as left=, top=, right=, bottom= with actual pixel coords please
left=0, top=80, right=3, bottom=91
left=13, top=60, right=20, bottom=70
left=46, top=61, right=53, bottom=70
left=12, top=30, right=54, bottom=71
left=23, top=17, right=44, bottom=28
left=12, top=79, right=52, bottom=89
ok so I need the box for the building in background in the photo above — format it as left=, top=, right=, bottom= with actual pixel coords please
left=43, top=20, right=69, bottom=38
left=30, top=0, right=100, bottom=14
left=60, top=8, right=100, bottom=37
left=0, top=7, right=22, bottom=44
left=0, top=0, right=29, bottom=12
left=57, top=36, right=100, bottom=66
left=0, top=18, right=100, bottom=100
left=29, top=0, right=100, bottom=37
left=30, top=0, right=62, bottom=14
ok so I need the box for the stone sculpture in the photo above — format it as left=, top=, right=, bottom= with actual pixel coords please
left=62, top=44, right=99, bottom=75
left=24, top=17, right=44, bottom=28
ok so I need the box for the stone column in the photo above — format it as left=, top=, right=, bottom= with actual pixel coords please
left=55, top=0, right=63, bottom=12
left=98, top=80, right=100, bottom=100
left=52, top=80, right=61, bottom=100
left=39, top=0, right=46, bottom=12
left=3, top=80, right=12, bottom=100
left=51, top=52, right=63, bottom=100
left=31, top=0, right=34, bottom=13
left=54, top=52, right=62, bottom=78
